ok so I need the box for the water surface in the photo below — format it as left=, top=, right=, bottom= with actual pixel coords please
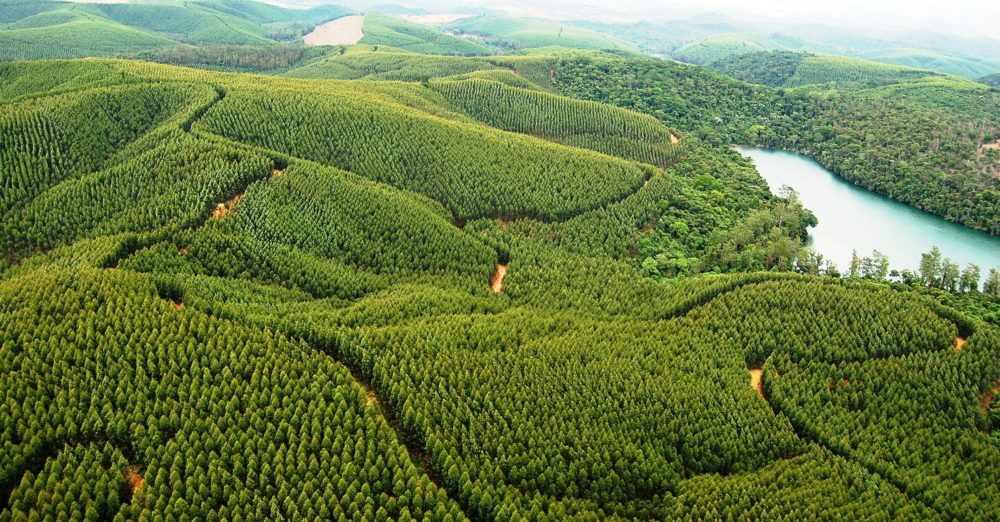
left=736, top=147, right=999, bottom=284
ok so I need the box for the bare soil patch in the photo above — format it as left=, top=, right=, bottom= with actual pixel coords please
left=271, top=168, right=284, bottom=178
left=209, top=192, right=244, bottom=220
left=173, top=301, right=183, bottom=311
left=954, top=337, right=967, bottom=351
left=749, top=368, right=764, bottom=400
left=210, top=203, right=227, bottom=219
left=123, top=465, right=142, bottom=496
left=500, top=219, right=509, bottom=230
left=491, top=264, right=507, bottom=294
left=304, top=16, right=365, bottom=46
left=670, top=134, right=680, bottom=145
left=982, top=379, right=1000, bottom=414
left=177, top=247, right=188, bottom=257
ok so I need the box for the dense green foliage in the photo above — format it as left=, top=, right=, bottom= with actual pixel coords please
left=708, top=52, right=942, bottom=90
left=672, top=33, right=788, bottom=65
left=283, top=47, right=556, bottom=88
left=128, top=44, right=333, bottom=73
left=1, top=53, right=998, bottom=521
left=551, top=53, right=1000, bottom=234
left=285, top=46, right=498, bottom=80
left=195, top=79, right=650, bottom=222
left=429, top=77, right=683, bottom=168
left=0, top=268, right=463, bottom=520
left=360, top=15, right=491, bottom=56
left=706, top=51, right=808, bottom=87
left=0, top=0, right=350, bottom=60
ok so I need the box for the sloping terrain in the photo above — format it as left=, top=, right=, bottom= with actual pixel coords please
left=555, top=52, right=1000, bottom=234
left=1, top=58, right=998, bottom=520
left=360, top=14, right=491, bottom=55
left=0, top=0, right=350, bottom=59
left=445, top=15, right=637, bottom=52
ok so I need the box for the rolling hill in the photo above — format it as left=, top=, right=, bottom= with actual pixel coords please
left=591, top=17, right=1000, bottom=80
left=1, top=57, right=997, bottom=520
left=1, top=3, right=1000, bottom=520
left=444, top=15, right=638, bottom=52
left=0, top=0, right=351, bottom=59
left=358, top=13, right=492, bottom=55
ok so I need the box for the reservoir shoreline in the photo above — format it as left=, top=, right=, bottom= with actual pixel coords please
left=736, top=146, right=1000, bottom=285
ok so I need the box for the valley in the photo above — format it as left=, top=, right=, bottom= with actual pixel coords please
left=0, top=1, right=998, bottom=520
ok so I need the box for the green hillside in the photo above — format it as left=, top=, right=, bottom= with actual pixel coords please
left=558, top=51, right=998, bottom=233
left=445, top=15, right=638, bottom=52
left=283, top=46, right=554, bottom=86
left=0, top=0, right=352, bottom=60
left=858, top=47, right=1000, bottom=80
left=0, top=19, right=177, bottom=60
left=673, top=33, right=790, bottom=64
left=2, top=58, right=997, bottom=520
left=360, top=14, right=492, bottom=55
left=601, top=20, right=1000, bottom=80
left=708, top=52, right=942, bottom=90
left=281, top=46, right=999, bottom=233
left=2, top=3, right=1000, bottom=519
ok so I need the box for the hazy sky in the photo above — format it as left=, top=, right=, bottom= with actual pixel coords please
left=279, top=0, right=1000, bottom=39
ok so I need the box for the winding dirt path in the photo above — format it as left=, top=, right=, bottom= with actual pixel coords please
left=491, top=264, right=507, bottom=294
left=304, top=16, right=365, bottom=46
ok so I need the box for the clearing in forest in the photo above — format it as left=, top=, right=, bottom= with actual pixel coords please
left=304, top=16, right=365, bottom=46
left=123, top=465, right=143, bottom=496
left=955, top=337, right=967, bottom=351
left=749, top=368, right=764, bottom=400
left=491, top=264, right=507, bottom=294
left=209, top=192, right=244, bottom=220
left=670, top=134, right=680, bottom=144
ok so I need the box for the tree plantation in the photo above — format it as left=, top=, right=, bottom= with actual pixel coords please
left=1, top=7, right=1000, bottom=520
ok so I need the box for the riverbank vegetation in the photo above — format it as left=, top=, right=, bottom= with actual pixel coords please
left=554, top=52, right=1000, bottom=234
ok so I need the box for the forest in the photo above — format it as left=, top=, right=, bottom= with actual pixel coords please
left=1, top=2, right=999, bottom=520
left=1, top=53, right=998, bottom=520
left=553, top=53, right=999, bottom=234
